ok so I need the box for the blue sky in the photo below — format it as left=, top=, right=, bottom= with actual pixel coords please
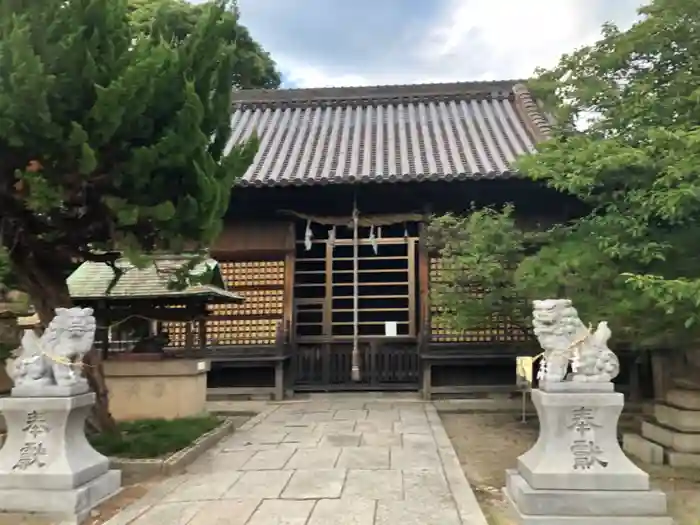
left=232, top=0, right=647, bottom=89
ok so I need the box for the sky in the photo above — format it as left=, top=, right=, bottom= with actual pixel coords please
left=232, top=0, right=648, bottom=89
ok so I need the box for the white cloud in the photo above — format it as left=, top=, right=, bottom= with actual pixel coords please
left=282, top=65, right=371, bottom=89
left=424, top=0, right=597, bottom=78
left=237, top=0, right=647, bottom=88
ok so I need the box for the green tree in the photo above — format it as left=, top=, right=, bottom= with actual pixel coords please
left=425, top=206, right=535, bottom=338
left=0, top=248, right=9, bottom=291
left=0, top=0, right=279, bottom=430
left=428, top=0, right=700, bottom=350
left=128, top=0, right=280, bottom=89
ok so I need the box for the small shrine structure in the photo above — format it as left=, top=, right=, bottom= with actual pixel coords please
left=67, top=254, right=243, bottom=358
left=66, top=254, right=244, bottom=420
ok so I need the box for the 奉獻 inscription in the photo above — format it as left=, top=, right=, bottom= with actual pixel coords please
left=12, top=409, right=51, bottom=470
left=571, top=439, right=609, bottom=469
left=22, top=410, right=50, bottom=439
left=12, top=442, right=48, bottom=470
left=567, top=407, right=601, bottom=436
left=568, top=406, right=608, bottom=470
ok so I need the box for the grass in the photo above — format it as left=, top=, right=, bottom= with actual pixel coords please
left=89, top=415, right=222, bottom=459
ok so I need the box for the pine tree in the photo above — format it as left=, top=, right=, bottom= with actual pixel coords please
left=0, top=0, right=279, bottom=431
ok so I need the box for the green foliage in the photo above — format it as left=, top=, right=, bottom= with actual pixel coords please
left=0, top=248, right=9, bottom=288
left=425, top=206, right=535, bottom=335
left=0, top=343, right=13, bottom=365
left=128, top=0, right=280, bottom=89
left=89, top=415, right=222, bottom=458
left=429, top=0, right=700, bottom=348
left=0, top=0, right=279, bottom=293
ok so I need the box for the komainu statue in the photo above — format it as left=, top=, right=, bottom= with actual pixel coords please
left=532, top=299, right=620, bottom=383
left=11, top=307, right=96, bottom=389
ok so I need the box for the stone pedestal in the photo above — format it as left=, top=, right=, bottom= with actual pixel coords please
left=503, top=382, right=672, bottom=524
left=104, top=358, right=209, bottom=421
left=624, top=386, right=700, bottom=469
left=0, top=392, right=121, bottom=523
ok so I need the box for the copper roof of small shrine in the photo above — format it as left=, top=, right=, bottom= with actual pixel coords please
left=67, top=256, right=243, bottom=303
left=226, top=80, right=552, bottom=187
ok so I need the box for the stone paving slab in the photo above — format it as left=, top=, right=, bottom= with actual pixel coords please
left=104, top=398, right=489, bottom=525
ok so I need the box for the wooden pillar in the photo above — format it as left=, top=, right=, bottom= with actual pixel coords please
left=418, top=223, right=432, bottom=399
left=283, top=222, right=296, bottom=334
left=185, top=321, right=194, bottom=352
left=651, top=352, right=671, bottom=401
left=198, top=316, right=206, bottom=351
left=629, top=356, right=641, bottom=402
left=323, top=240, right=333, bottom=338
left=99, top=300, right=110, bottom=359
left=407, top=239, right=417, bottom=336
left=417, top=223, right=430, bottom=338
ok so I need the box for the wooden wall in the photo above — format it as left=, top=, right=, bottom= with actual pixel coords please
left=427, top=257, right=531, bottom=345
left=212, top=221, right=294, bottom=257
left=208, top=220, right=294, bottom=346
left=158, top=221, right=295, bottom=349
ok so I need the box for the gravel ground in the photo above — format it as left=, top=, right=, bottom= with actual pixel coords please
left=441, top=412, right=700, bottom=525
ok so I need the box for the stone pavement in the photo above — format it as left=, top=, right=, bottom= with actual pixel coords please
left=105, top=398, right=488, bottom=525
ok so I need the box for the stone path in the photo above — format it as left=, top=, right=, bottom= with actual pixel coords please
left=105, top=398, right=488, bottom=525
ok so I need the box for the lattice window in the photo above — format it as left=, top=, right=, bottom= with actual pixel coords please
left=158, top=304, right=190, bottom=348
left=208, top=289, right=284, bottom=317
left=207, top=260, right=285, bottom=346
left=220, top=260, right=284, bottom=287
left=160, top=320, right=189, bottom=348
left=206, top=319, right=279, bottom=346
left=429, top=257, right=529, bottom=343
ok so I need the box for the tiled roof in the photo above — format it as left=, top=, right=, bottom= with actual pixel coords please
left=226, top=80, right=552, bottom=187
left=67, top=256, right=243, bottom=303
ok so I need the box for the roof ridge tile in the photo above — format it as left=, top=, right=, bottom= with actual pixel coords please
left=226, top=79, right=547, bottom=187
left=232, top=79, right=528, bottom=105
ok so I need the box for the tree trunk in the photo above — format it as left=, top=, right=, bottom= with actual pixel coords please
left=9, top=249, right=118, bottom=434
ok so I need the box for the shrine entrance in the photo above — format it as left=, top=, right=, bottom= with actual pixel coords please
left=290, top=211, right=421, bottom=390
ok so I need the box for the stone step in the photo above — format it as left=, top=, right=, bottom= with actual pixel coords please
left=505, top=470, right=668, bottom=517
left=654, top=402, right=700, bottom=432
left=622, top=433, right=664, bottom=465
left=623, top=431, right=700, bottom=468
left=667, top=450, right=700, bottom=469
left=665, top=388, right=700, bottom=411
left=671, top=378, right=700, bottom=392
left=503, top=486, right=672, bottom=524
left=640, top=419, right=700, bottom=453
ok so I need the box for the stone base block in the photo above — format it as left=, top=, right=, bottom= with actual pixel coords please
left=641, top=420, right=700, bottom=453
left=504, top=470, right=672, bottom=525
left=0, top=469, right=121, bottom=523
left=666, top=388, right=700, bottom=411
left=518, top=389, right=650, bottom=491
left=11, top=383, right=90, bottom=398
left=668, top=450, right=700, bottom=469
left=104, top=358, right=209, bottom=421
left=0, top=393, right=110, bottom=490
left=654, top=403, right=700, bottom=433
left=505, top=470, right=668, bottom=516
left=539, top=381, right=615, bottom=393
left=503, top=488, right=673, bottom=525
left=622, top=433, right=664, bottom=465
